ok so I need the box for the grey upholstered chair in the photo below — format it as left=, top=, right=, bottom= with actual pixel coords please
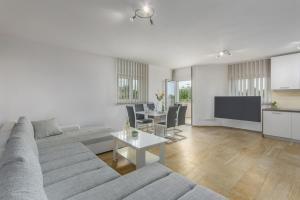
left=134, top=104, right=145, bottom=120
left=155, top=106, right=178, bottom=140
left=177, top=105, right=187, bottom=126
left=174, top=103, right=182, bottom=108
left=147, top=103, right=155, bottom=111
left=173, top=106, right=187, bottom=140
left=126, top=106, right=153, bottom=131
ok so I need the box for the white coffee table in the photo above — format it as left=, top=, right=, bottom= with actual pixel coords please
left=111, top=130, right=167, bottom=169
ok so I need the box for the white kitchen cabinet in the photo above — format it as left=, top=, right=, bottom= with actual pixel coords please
left=263, top=111, right=291, bottom=138
left=271, top=53, right=300, bottom=90
left=291, top=113, right=300, bottom=140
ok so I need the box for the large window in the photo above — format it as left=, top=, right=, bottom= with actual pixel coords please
left=228, top=59, right=271, bottom=104
left=116, top=58, right=148, bottom=104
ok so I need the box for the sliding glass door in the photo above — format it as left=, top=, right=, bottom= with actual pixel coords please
left=165, top=79, right=192, bottom=125
left=178, top=81, right=192, bottom=125
left=165, top=80, right=176, bottom=108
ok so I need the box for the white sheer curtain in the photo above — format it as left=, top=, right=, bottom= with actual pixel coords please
left=228, top=59, right=271, bottom=104
left=116, top=58, right=148, bottom=104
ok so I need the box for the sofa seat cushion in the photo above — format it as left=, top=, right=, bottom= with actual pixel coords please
left=39, top=142, right=90, bottom=164
left=45, top=166, right=120, bottom=200
left=123, top=173, right=195, bottom=200
left=38, top=142, right=87, bottom=155
left=177, top=186, right=227, bottom=200
left=43, top=158, right=107, bottom=186
left=36, top=126, right=113, bottom=149
left=41, top=151, right=97, bottom=173
left=67, top=163, right=172, bottom=200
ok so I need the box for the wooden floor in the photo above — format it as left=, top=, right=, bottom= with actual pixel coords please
left=98, top=126, right=300, bottom=200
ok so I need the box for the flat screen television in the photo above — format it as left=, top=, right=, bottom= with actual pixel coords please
left=214, top=96, right=261, bottom=122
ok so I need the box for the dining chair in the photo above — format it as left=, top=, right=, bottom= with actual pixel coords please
left=126, top=106, right=153, bottom=131
left=134, top=104, right=145, bottom=120
left=154, top=106, right=178, bottom=140
left=147, top=103, right=155, bottom=111
left=174, top=103, right=182, bottom=107
left=177, top=105, right=187, bottom=126
left=173, top=106, right=187, bottom=140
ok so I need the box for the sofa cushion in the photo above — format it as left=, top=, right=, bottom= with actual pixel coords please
left=68, top=163, right=172, bottom=200
left=1, top=136, right=35, bottom=166
left=6, top=116, right=39, bottom=158
left=41, top=151, right=97, bottom=173
left=0, top=123, right=48, bottom=200
left=32, top=118, right=63, bottom=139
left=1, top=118, right=38, bottom=166
left=43, top=158, right=107, bottom=186
left=38, top=142, right=86, bottom=155
left=39, top=142, right=90, bottom=164
left=17, top=116, right=34, bottom=137
left=0, top=122, right=15, bottom=162
left=36, top=126, right=113, bottom=149
left=9, top=123, right=39, bottom=158
left=123, top=173, right=195, bottom=200
left=0, top=159, right=48, bottom=200
left=177, top=186, right=227, bottom=200
left=45, top=166, right=120, bottom=200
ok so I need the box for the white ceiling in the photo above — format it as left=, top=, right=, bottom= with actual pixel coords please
left=0, top=0, right=300, bottom=68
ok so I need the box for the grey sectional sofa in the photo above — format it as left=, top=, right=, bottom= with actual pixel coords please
left=0, top=117, right=227, bottom=200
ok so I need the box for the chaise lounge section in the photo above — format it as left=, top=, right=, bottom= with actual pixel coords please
left=0, top=116, right=227, bottom=200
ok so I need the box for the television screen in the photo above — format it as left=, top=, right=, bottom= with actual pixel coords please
left=214, top=96, right=261, bottom=122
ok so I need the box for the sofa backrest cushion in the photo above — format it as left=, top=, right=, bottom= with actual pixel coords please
left=17, top=116, right=35, bottom=137
left=1, top=131, right=37, bottom=166
left=32, top=118, right=63, bottom=139
left=0, top=142, right=48, bottom=200
left=0, top=117, right=48, bottom=200
left=9, top=117, right=39, bottom=157
left=0, top=122, right=15, bottom=162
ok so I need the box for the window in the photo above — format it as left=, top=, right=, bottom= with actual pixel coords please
left=228, top=59, right=271, bottom=104
left=178, top=81, right=192, bottom=102
left=116, top=58, right=148, bottom=104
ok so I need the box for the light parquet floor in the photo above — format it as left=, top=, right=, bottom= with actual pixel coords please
left=98, top=126, right=300, bottom=200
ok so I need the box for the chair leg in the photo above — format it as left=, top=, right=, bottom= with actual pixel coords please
left=162, top=127, right=186, bottom=142
left=174, top=126, right=186, bottom=140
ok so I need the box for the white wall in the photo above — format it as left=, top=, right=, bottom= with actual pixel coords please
left=148, top=65, right=171, bottom=103
left=172, top=67, right=191, bottom=81
left=192, top=64, right=228, bottom=126
left=0, top=36, right=170, bottom=130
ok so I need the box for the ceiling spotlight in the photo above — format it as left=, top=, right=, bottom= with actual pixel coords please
left=143, top=5, right=150, bottom=13
left=150, top=18, right=154, bottom=25
left=130, top=15, right=136, bottom=22
left=130, top=5, right=155, bottom=25
left=216, top=49, right=231, bottom=58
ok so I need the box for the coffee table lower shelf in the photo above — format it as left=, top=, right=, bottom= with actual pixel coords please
left=117, top=147, right=160, bottom=166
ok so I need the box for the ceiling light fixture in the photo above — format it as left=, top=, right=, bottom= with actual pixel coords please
left=216, top=49, right=231, bottom=58
left=130, top=5, right=155, bottom=25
